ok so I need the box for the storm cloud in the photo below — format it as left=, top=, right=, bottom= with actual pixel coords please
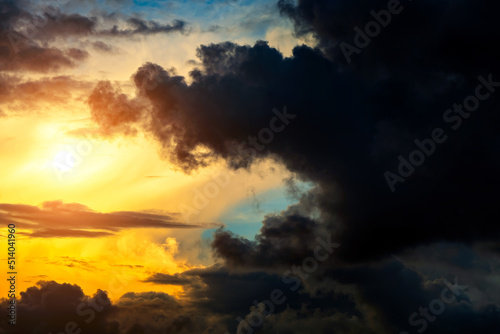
left=0, top=0, right=186, bottom=75
left=4, top=0, right=500, bottom=332
left=81, top=0, right=500, bottom=332
left=0, top=201, right=220, bottom=238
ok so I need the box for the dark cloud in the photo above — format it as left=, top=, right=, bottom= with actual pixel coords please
left=20, top=12, right=96, bottom=41
left=183, top=265, right=292, bottom=315
left=278, top=0, right=500, bottom=75
left=0, top=0, right=186, bottom=74
left=0, top=75, right=93, bottom=112
left=0, top=1, right=90, bottom=73
left=92, top=40, right=120, bottom=54
left=325, top=260, right=500, bottom=334
left=113, top=290, right=228, bottom=334
left=89, top=38, right=500, bottom=266
left=0, top=43, right=89, bottom=72
left=212, top=190, right=330, bottom=268
left=0, top=200, right=221, bottom=238
left=4, top=0, right=499, bottom=332
left=7, top=1, right=186, bottom=40
left=0, top=281, right=117, bottom=334
left=81, top=0, right=500, bottom=331
left=0, top=281, right=228, bottom=334
left=0, top=1, right=21, bottom=34
left=100, top=18, right=186, bottom=37
left=143, top=273, right=193, bottom=286
left=17, top=11, right=187, bottom=39
left=143, top=264, right=361, bottom=331
left=3, top=247, right=500, bottom=334
left=86, top=0, right=500, bottom=264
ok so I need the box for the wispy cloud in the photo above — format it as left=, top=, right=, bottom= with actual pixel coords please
left=0, top=200, right=221, bottom=238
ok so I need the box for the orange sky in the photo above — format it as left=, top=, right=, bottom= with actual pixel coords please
left=0, top=103, right=292, bottom=299
left=0, top=0, right=308, bottom=303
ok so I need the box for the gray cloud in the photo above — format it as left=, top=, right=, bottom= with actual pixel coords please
left=0, top=200, right=221, bottom=238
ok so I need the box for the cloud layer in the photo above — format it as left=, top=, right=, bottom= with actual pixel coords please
left=81, top=0, right=500, bottom=332
left=0, top=200, right=220, bottom=238
left=2, top=0, right=500, bottom=333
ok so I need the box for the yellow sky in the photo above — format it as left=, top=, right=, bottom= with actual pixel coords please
left=0, top=108, right=291, bottom=300
left=0, top=25, right=302, bottom=301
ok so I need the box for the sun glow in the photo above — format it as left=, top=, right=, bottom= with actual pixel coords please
left=52, top=149, right=77, bottom=172
left=14, top=229, right=193, bottom=300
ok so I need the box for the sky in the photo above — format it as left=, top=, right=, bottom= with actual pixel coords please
left=0, top=0, right=499, bottom=333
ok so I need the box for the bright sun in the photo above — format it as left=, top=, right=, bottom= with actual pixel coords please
left=52, top=149, right=77, bottom=173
